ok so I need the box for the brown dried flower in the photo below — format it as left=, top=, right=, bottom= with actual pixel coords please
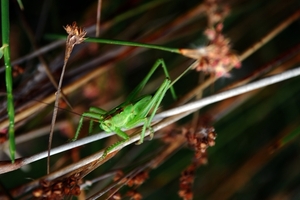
left=180, top=24, right=240, bottom=77
left=127, top=171, right=149, bottom=187
left=63, top=22, right=87, bottom=64
left=179, top=164, right=196, bottom=200
left=204, top=0, right=230, bottom=26
left=179, top=126, right=216, bottom=200
left=126, top=190, right=143, bottom=200
left=32, top=173, right=81, bottom=199
left=64, top=22, right=87, bottom=46
left=180, top=0, right=240, bottom=77
left=108, top=192, right=122, bottom=200
left=182, top=126, right=216, bottom=163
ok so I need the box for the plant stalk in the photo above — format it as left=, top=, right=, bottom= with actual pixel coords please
left=1, top=0, right=15, bottom=162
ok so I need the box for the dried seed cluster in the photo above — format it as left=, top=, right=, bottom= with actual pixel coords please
left=126, top=190, right=143, bottom=200
left=63, top=22, right=87, bottom=64
left=108, top=192, right=122, bottom=200
left=195, top=24, right=240, bottom=77
left=179, top=127, right=217, bottom=200
left=204, top=0, right=230, bottom=26
left=64, top=22, right=87, bottom=47
left=111, top=170, right=149, bottom=200
left=183, top=127, right=216, bottom=161
left=127, top=171, right=149, bottom=188
left=179, top=164, right=196, bottom=200
left=32, top=173, right=81, bottom=199
left=180, top=0, right=240, bottom=77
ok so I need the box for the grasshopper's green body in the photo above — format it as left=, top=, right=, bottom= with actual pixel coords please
left=73, top=59, right=176, bottom=157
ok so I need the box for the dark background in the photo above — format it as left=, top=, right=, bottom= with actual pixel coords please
left=1, top=0, right=300, bottom=199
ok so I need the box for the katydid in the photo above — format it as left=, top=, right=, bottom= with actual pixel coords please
left=73, top=59, right=176, bottom=157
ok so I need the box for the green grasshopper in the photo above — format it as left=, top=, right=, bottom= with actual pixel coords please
left=73, top=59, right=177, bottom=157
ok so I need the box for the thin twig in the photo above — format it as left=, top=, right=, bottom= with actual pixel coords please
left=47, top=22, right=86, bottom=174
left=96, top=0, right=102, bottom=37
left=239, top=9, right=300, bottom=61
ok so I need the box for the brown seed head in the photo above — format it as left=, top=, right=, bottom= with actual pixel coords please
left=64, top=22, right=87, bottom=46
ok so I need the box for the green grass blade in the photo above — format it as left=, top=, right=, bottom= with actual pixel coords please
left=17, top=0, right=24, bottom=10
left=1, top=0, right=16, bottom=162
left=280, top=125, right=300, bottom=147
left=86, top=37, right=181, bottom=54
left=46, top=34, right=181, bottom=54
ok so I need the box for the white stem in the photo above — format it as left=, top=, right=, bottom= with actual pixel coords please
left=155, top=66, right=300, bottom=119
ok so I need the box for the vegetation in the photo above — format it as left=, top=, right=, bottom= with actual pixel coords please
left=0, top=0, right=300, bottom=199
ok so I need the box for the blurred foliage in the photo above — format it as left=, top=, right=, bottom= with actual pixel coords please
left=1, top=0, right=300, bottom=199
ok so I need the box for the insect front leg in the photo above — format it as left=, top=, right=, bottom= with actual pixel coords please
left=73, top=108, right=106, bottom=141
left=87, top=107, right=107, bottom=134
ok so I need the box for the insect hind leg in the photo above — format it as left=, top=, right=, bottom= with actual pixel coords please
left=125, top=59, right=177, bottom=104
left=101, top=129, right=130, bottom=160
left=137, top=78, right=171, bottom=144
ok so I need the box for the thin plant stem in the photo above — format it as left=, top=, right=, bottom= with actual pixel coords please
left=47, top=23, right=86, bottom=174
left=239, top=9, right=300, bottom=61
left=1, top=0, right=15, bottom=162
left=47, top=35, right=181, bottom=54
left=155, top=66, right=300, bottom=119
left=86, top=37, right=181, bottom=54
left=96, top=0, right=102, bottom=37
left=47, top=56, right=67, bottom=174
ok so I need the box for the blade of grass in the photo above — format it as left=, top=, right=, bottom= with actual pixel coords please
left=46, top=35, right=181, bottom=54
left=1, top=0, right=16, bottom=162
left=16, top=0, right=24, bottom=10
left=280, top=125, right=300, bottom=147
